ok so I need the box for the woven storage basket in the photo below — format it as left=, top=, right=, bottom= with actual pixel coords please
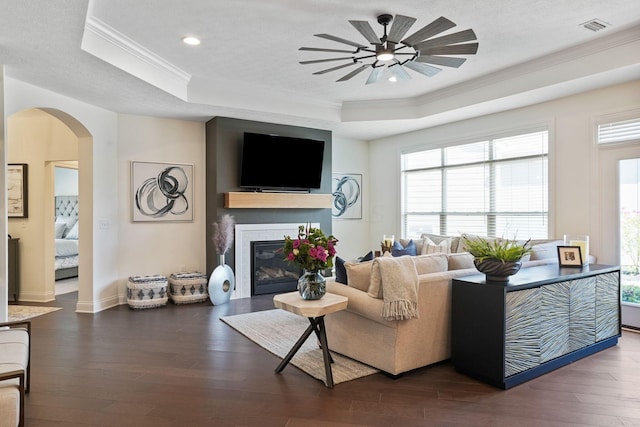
left=127, top=275, right=168, bottom=309
left=168, top=272, right=208, bottom=304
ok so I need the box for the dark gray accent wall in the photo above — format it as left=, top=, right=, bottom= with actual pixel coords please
left=206, top=117, right=332, bottom=276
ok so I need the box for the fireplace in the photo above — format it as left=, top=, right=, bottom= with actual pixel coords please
left=251, top=240, right=301, bottom=295
left=234, top=223, right=319, bottom=299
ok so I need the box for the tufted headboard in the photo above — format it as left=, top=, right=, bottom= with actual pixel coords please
left=55, top=196, right=79, bottom=218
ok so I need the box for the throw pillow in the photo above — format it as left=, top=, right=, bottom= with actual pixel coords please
left=335, top=251, right=375, bottom=285
left=421, top=233, right=461, bottom=253
left=447, top=252, right=476, bottom=270
left=54, top=221, right=66, bottom=239
left=65, top=221, right=79, bottom=240
left=529, top=240, right=564, bottom=260
left=413, top=253, right=448, bottom=275
left=421, top=237, right=452, bottom=254
left=335, top=257, right=348, bottom=284
left=344, top=260, right=374, bottom=292
left=56, top=216, right=78, bottom=238
left=391, top=239, right=417, bottom=257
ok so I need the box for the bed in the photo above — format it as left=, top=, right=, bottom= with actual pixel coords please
left=54, top=196, right=79, bottom=280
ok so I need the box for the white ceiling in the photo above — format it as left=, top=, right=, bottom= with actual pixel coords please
left=1, top=0, right=639, bottom=140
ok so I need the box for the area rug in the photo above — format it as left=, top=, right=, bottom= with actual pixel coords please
left=221, top=309, right=379, bottom=385
left=8, top=305, right=62, bottom=321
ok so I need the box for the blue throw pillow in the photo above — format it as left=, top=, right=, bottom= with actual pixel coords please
left=359, top=251, right=374, bottom=262
left=392, top=240, right=417, bottom=257
left=335, top=257, right=348, bottom=284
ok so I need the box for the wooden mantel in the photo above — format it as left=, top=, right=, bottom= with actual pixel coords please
left=224, top=192, right=332, bottom=209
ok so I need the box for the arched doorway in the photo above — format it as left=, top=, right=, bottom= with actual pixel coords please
left=7, top=108, right=92, bottom=308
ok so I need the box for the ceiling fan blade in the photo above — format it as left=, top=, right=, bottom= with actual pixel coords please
left=312, top=62, right=357, bottom=75
left=401, top=16, right=456, bottom=47
left=387, top=15, right=416, bottom=44
left=389, top=63, right=411, bottom=81
left=299, top=47, right=357, bottom=54
left=403, top=61, right=442, bottom=77
left=419, top=43, right=479, bottom=56
left=413, top=29, right=477, bottom=51
left=337, top=64, right=370, bottom=82
left=365, top=67, right=384, bottom=85
left=314, top=33, right=367, bottom=49
left=415, top=55, right=467, bottom=68
left=299, top=56, right=354, bottom=65
left=349, top=20, right=381, bottom=45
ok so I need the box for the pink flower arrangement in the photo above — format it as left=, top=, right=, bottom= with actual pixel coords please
left=283, top=225, right=338, bottom=272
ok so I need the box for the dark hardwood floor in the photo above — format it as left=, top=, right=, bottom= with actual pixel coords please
left=20, top=292, right=640, bottom=426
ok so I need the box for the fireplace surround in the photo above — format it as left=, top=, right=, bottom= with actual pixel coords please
left=234, top=223, right=319, bottom=299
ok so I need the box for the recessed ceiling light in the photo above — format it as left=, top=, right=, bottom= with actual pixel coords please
left=182, top=36, right=201, bottom=46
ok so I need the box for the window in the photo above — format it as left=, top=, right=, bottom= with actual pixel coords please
left=598, top=117, right=640, bottom=145
left=402, top=130, right=548, bottom=239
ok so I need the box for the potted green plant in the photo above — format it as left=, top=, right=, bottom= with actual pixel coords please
left=461, top=236, right=532, bottom=282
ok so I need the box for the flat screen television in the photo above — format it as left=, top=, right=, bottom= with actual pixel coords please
left=240, top=132, right=325, bottom=191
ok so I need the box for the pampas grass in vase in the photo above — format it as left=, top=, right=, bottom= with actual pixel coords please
left=213, top=214, right=235, bottom=265
left=209, top=214, right=235, bottom=305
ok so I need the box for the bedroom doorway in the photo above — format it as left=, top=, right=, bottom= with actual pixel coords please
left=54, top=162, right=79, bottom=298
left=7, top=108, right=92, bottom=308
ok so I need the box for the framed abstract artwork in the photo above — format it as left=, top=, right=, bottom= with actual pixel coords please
left=7, top=163, right=28, bottom=218
left=332, top=173, right=362, bottom=220
left=131, top=161, right=194, bottom=222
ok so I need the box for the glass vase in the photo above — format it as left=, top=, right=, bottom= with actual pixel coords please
left=297, top=269, right=326, bottom=300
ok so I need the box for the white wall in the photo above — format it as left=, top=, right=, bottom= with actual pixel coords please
left=4, top=78, right=207, bottom=312
left=331, top=136, right=370, bottom=260
left=55, top=166, right=78, bottom=195
left=368, top=80, right=640, bottom=264
left=117, top=114, right=206, bottom=303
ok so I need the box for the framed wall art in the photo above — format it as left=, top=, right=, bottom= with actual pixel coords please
left=7, top=163, right=28, bottom=218
left=131, top=161, right=194, bottom=222
left=557, top=245, right=583, bottom=267
left=332, top=173, right=362, bottom=220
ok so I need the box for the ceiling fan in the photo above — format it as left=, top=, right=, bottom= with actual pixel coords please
left=299, top=13, right=478, bottom=84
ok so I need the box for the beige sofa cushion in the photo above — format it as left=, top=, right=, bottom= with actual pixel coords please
left=344, top=260, right=374, bottom=292
left=413, top=253, right=449, bottom=275
left=447, top=252, right=476, bottom=270
left=530, top=240, right=564, bottom=260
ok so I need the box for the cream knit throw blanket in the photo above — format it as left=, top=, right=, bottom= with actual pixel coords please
left=369, top=256, right=419, bottom=321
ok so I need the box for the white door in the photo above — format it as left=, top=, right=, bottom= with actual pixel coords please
left=599, top=138, right=640, bottom=329
left=619, top=158, right=640, bottom=328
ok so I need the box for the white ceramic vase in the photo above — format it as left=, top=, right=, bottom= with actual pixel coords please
left=208, top=254, right=235, bottom=305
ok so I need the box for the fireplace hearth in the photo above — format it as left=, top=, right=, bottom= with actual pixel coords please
left=251, top=240, right=301, bottom=295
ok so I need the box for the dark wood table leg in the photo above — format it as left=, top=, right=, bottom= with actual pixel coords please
left=308, top=317, right=334, bottom=363
left=274, top=315, right=335, bottom=388
left=316, top=316, right=334, bottom=388
left=275, top=320, right=316, bottom=374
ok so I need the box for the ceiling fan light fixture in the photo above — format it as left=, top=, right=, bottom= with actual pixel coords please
left=376, top=48, right=395, bottom=61
left=182, top=36, right=201, bottom=46
left=299, top=12, right=478, bottom=85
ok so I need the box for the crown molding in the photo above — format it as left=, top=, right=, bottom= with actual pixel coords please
left=82, top=16, right=191, bottom=100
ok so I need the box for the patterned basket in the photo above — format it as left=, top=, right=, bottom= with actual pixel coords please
left=168, top=272, right=209, bottom=304
left=127, top=275, right=169, bottom=309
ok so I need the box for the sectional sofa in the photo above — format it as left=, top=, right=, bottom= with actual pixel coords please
left=324, top=234, right=571, bottom=375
